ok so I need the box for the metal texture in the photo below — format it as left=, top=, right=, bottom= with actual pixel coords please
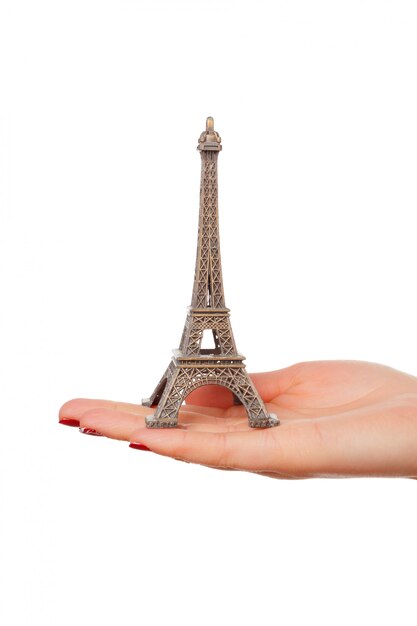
left=142, top=117, right=279, bottom=429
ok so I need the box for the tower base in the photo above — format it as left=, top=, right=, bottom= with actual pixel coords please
left=142, top=355, right=280, bottom=429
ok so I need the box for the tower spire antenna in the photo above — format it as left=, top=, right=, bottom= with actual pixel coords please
left=142, top=118, right=279, bottom=429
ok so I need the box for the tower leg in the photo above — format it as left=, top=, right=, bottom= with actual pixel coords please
left=234, top=369, right=279, bottom=428
left=144, top=362, right=185, bottom=428
left=142, top=363, right=172, bottom=408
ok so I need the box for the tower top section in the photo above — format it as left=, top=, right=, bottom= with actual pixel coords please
left=197, top=116, right=222, bottom=152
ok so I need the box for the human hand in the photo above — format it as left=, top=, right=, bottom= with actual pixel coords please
left=59, top=360, right=417, bottom=478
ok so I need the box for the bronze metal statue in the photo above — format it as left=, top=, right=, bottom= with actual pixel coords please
left=142, top=117, right=279, bottom=429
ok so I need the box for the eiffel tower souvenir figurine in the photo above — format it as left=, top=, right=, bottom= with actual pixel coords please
left=142, top=117, right=279, bottom=429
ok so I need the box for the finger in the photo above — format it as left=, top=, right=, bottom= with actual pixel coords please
left=129, top=400, right=417, bottom=477
left=79, top=406, right=248, bottom=441
left=185, top=403, right=249, bottom=420
left=59, top=396, right=243, bottom=424
left=79, top=408, right=148, bottom=440
left=128, top=421, right=320, bottom=475
left=184, top=364, right=299, bottom=408
left=59, top=398, right=144, bottom=426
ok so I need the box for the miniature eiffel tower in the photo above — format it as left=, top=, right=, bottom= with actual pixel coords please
left=142, top=117, right=279, bottom=429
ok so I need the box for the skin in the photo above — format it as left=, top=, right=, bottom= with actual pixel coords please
left=59, top=360, right=417, bottom=478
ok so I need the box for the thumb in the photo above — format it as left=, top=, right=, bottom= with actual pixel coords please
left=185, top=363, right=300, bottom=408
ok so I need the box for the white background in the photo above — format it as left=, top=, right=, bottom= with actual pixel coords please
left=1, top=0, right=416, bottom=624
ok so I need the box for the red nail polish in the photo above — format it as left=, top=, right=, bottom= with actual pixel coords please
left=59, top=418, right=80, bottom=427
left=129, top=442, right=151, bottom=451
left=79, top=427, right=102, bottom=436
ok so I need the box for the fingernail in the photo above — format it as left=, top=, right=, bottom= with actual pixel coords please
left=79, top=427, right=102, bottom=436
left=129, top=442, right=151, bottom=451
left=59, top=418, right=80, bottom=427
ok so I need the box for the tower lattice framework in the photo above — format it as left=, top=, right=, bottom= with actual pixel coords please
left=142, top=117, right=279, bottom=429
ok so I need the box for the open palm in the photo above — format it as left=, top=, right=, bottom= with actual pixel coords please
left=59, top=360, right=417, bottom=478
